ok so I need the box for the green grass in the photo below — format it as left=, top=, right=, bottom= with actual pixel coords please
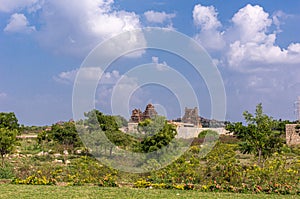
left=0, top=184, right=298, bottom=199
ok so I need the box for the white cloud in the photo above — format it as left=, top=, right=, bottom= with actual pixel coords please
left=193, top=4, right=225, bottom=51
left=35, top=0, right=144, bottom=56
left=144, top=10, right=175, bottom=24
left=193, top=4, right=221, bottom=31
left=231, top=4, right=272, bottom=44
left=55, top=67, right=135, bottom=86
left=4, top=13, right=35, bottom=33
left=272, top=10, right=288, bottom=33
left=54, top=69, right=78, bottom=84
left=0, top=0, right=39, bottom=12
left=192, top=4, right=300, bottom=70
left=151, top=56, right=169, bottom=71
left=226, top=4, right=300, bottom=69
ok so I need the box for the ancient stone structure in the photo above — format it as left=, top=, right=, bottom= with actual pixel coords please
left=182, top=107, right=201, bottom=127
left=130, top=104, right=158, bottom=123
left=286, top=124, right=300, bottom=146
left=131, top=109, right=143, bottom=123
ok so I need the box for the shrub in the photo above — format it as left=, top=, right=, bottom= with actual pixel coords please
left=12, top=170, right=56, bottom=185
left=198, top=130, right=219, bottom=139
left=0, top=165, right=14, bottom=179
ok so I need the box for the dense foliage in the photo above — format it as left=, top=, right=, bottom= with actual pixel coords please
left=0, top=112, right=19, bottom=130
left=226, top=103, right=284, bottom=166
left=0, top=112, right=19, bottom=167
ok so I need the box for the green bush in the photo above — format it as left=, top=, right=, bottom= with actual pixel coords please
left=198, top=130, right=219, bottom=139
left=0, top=165, right=14, bottom=179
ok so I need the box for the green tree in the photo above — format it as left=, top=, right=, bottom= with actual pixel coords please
left=226, top=103, right=284, bottom=166
left=0, top=112, right=19, bottom=130
left=141, top=121, right=177, bottom=153
left=114, top=115, right=128, bottom=128
left=83, top=110, right=137, bottom=157
left=0, top=128, right=17, bottom=167
left=49, top=121, right=82, bottom=152
left=138, top=115, right=166, bottom=136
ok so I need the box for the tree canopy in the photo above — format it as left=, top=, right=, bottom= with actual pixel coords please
left=83, top=110, right=137, bottom=157
left=49, top=121, right=82, bottom=150
left=0, top=112, right=19, bottom=130
left=226, top=103, right=284, bottom=166
left=141, top=121, right=177, bottom=153
left=0, top=128, right=18, bottom=167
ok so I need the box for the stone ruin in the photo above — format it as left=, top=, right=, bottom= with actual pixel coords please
left=286, top=124, right=300, bottom=146
left=181, top=107, right=201, bottom=127
left=130, top=104, right=158, bottom=123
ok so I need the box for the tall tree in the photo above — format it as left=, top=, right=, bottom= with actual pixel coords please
left=0, top=128, right=17, bottom=167
left=226, top=103, right=284, bottom=166
left=0, top=112, right=19, bottom=130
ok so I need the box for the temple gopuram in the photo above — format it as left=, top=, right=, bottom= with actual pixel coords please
left=130, top=104, right=158, bottom=123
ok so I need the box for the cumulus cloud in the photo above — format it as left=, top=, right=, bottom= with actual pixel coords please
left=192, top=4, right=300, bottom=70
left=226, top=4, right=300, bottom=70
left=4, top=13, right=35, bottom=33
left=191, top=4, right=300, bottom=120
left=231, top=4, right=272, bottom=44
left=193, top=4, right=221, bottom=30
left=34, top=0, right=144, bottom=56
left=1, top=0, right=144, bottom=56
left=193, top=4, right=225, bottom=50
left=144, top=10, right=175, bottom=24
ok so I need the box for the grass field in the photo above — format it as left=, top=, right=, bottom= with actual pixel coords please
left=0, top=184, right=299, bottom=199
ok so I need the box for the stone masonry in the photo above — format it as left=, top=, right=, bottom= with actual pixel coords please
left=286, top=124, right=300, bottom=146
left=130, top=104, right=158, bottom=123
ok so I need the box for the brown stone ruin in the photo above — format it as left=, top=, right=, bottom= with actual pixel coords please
left=286, top=124, right=300, bottom=146
left=181, top=107, right=201, bottom=127
left=130, top=104, right=158, bottom=123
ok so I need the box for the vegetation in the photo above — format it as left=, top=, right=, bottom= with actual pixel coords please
left=0, top=112, right=19, bottom=130
left=0, top=112, right=19, bottom=167
left=198, top=130, right=219, bottom=140
left=140, top=120, right=177, bottom=153
left=2, top=185, right=298, bottom=199
left=0, top=104, right=300, bottom=196
left=0, top=128, right=18, bottom=167
left=226, top=103, right=284, bottom=166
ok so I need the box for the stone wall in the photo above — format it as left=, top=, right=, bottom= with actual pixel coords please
left=176, top=127, right=228, bottom=139
left=286, top=124, right=300, bottom=146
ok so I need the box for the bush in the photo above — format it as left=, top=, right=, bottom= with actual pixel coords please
left=12, top=170, right=56, bottom=185
left=198, top=130, right=219, bottom=139
left=0, top=165, right=14, bottom=179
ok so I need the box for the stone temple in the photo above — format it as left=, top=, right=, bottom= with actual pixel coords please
left=181, top=107, right=201, bottom=127
left=130, top=104, right=158, bottom=123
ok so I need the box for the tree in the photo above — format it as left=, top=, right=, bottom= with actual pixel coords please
left=226, top=103, right=284, bottom=166
left=49, top=121, right=82, bottom=152
left=0, top=128, right=17, bottom=167
left=0, top=112, right=19, bottom=130
left=114, top=115, right=128, bottom=128
left=138, top=115, right=166, bottom=136
left=83, top=110, right=137, bottom=157
left=141, top=121, right=177, bottom=153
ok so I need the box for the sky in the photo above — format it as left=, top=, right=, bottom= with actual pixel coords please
left=0, top=0, right=300, bottom=126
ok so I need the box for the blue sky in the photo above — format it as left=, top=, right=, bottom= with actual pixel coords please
left=0, top=0, right=299, bottom=126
